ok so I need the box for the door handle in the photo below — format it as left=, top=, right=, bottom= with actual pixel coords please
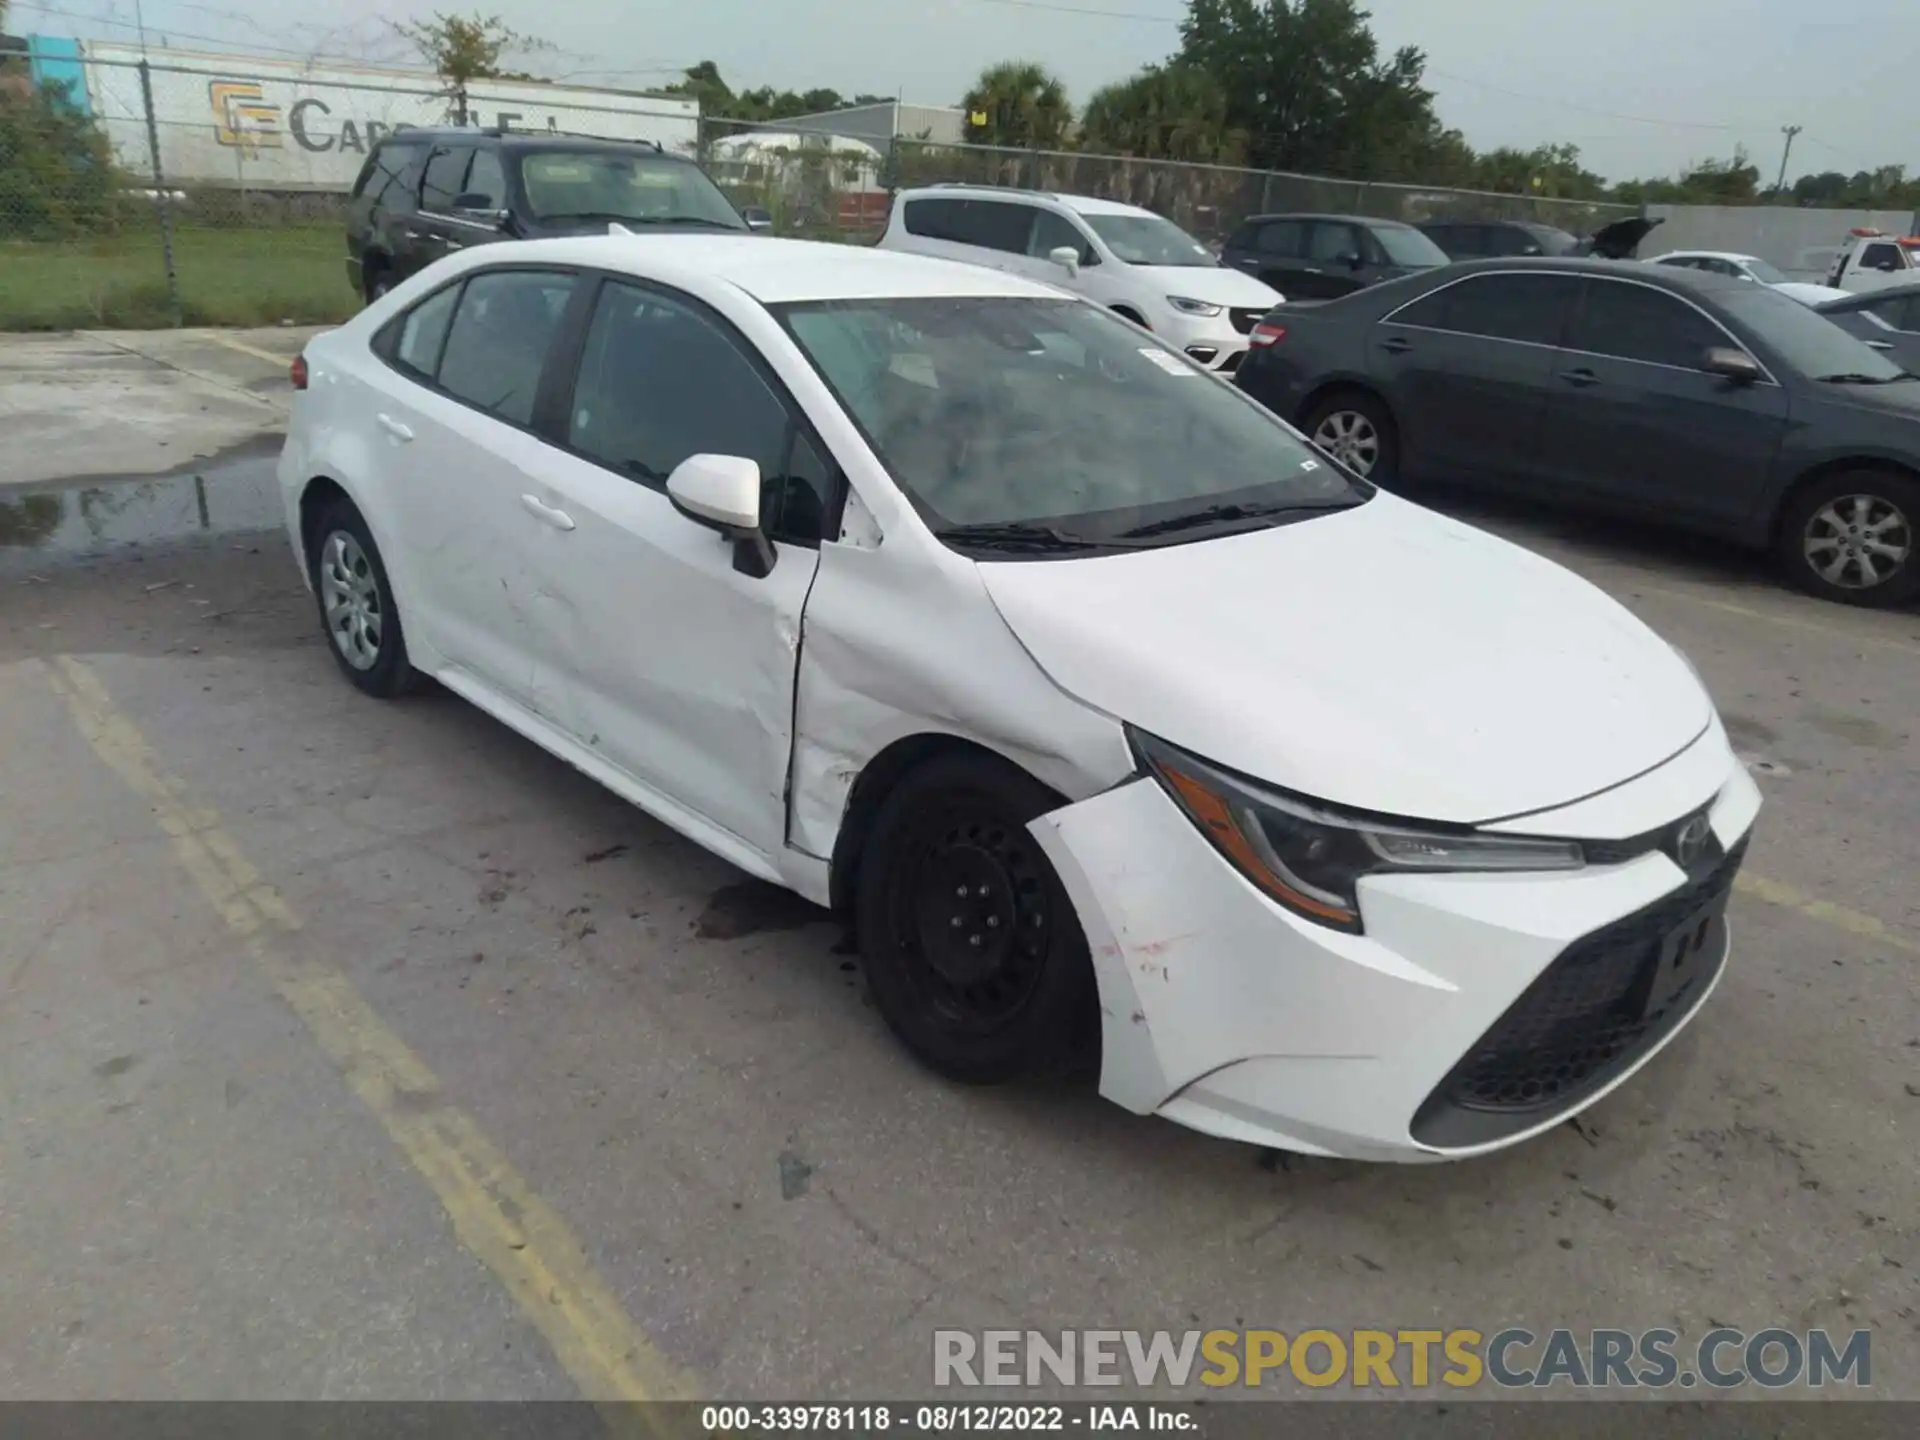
left=1303, top=267, right=1323, bottom=274
left=520, top=493, right=576, bottom=532
left=375, top=413, right=413, bottom=442
left=1866, top=340, right=1893, bottom=351
left=1559, top=368, right=1601, bottom=388
left=1380, top=335, right=1412, bottom=354
left=444, top=241, right=464, bottom=250
left=403, top=229, right=424, bottom=240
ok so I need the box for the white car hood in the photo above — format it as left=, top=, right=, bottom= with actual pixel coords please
left=1772, top=281, right=1851, bottom=305
left=1134, top=264, right=1283, bottom=308
left=977, top=494, right=1711, bottom=825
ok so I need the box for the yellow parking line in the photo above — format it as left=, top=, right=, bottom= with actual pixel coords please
left=37, top=654, right=696, bottom=1412
left=1628, top=582, right=1920, bottom=660
left=1736, top=871, right=1920, bottom=955
left=199, top=330, right=299, bottom=367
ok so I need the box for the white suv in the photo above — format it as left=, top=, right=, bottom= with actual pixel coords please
left=878, top=185, right=1284, bottom=373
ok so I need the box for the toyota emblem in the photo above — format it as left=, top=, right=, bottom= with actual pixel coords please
left=1673, top=814, right=1712, bottom=868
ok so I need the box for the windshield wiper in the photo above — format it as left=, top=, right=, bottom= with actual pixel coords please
left=933, top=521, right=1114, bottom=553
left=1816, top=371, right=1916, bottom=384
left=1113, top=497, right=1362, bottom=540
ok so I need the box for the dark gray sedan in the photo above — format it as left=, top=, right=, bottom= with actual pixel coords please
left=1815, top=284, right=1920, bottom=375
left=1234, top=257, right=1920, bottom=607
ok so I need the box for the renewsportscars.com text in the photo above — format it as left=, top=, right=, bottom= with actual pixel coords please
left=932, top=1328, right=1871, bottom=1391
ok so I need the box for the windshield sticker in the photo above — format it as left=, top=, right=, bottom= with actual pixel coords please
left=1138, top=348, right=1194, bottom=376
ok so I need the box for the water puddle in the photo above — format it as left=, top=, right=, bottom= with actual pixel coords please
left=0, top=454, right=282, bottom=572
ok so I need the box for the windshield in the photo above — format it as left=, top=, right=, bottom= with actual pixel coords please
left=1525, top=225, right=1580, bottom=255
left=1373, top=225, right=1450, bottom=268
left=1082, top=213, right=1218, bottom=268
left=517, top=151, right=745, bottom=228
left=1722, top=286, right=1907, bottom=381
left=776, top=297, right=1366, bottom=548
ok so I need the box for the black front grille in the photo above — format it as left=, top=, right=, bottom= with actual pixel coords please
left=1411, top=837, right=1747, bottom=1149
left=1229, top=307, right=1264, bottom=335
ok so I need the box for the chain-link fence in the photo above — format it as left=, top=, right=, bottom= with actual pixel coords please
left=3, top=45, right=1639, bottom=332
left=887, top=139, right=1638, bottom=246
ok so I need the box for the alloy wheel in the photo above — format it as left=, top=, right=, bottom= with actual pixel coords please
left=1312, top=410, right=1380, bottom=476
left=1803, top=493, right=1911, bottom=590
left=318, top=530, right=384, bottom=670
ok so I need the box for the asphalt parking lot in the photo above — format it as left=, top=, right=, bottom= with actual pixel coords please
left=1, top=327, right=1916, bottom=1404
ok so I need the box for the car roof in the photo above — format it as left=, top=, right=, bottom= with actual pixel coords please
left=454, top=233, right=1066, bottom=303
left=1241, top=213, right=1420, bottom=230
left=379, top=127, right=682, bottom=159
left=1655, top=250, right=1759, bottom=264
left=1818, top=279, right=1920, bottom=307
left=896, top=185, right=1153, bottom=218
left=1441, top=256, right=1749, bottom=293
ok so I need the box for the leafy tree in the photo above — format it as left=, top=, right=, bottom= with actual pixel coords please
left=0, top=77, right=116, bottom=238
left=961, top=61, right=1072, bottom=149
left=396, top=11, right=551, bottom=116
left=1081, top=63, right=1243, bottom=164
left=1467, top=143, right=1608, bottom=201
left=1176, top=0, right=1444, bottom=178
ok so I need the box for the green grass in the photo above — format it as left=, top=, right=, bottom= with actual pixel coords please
left=0, top=224, right=359, bottom=331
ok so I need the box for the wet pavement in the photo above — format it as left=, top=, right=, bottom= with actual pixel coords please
left=0, top=357, right=1915, bottom=1404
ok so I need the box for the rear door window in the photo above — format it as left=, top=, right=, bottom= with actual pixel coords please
left=1387, top=273, right=1578, bottom=346
left=436, top=269, right=578, bottom=426
left=391, top=283, right=462, bottom=378
left=1256, top=220, right=1304, bottom=257
left=420, top=146, right=474, bottom=215
left=1567, top=279, right=1730, bottom=369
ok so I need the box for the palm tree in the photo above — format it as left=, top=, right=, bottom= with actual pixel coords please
left=1081, top=64, right=1242, bottom=166
left=962, top=61, right=1072, bottom=151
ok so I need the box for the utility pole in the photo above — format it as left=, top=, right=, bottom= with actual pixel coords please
left=1775, top=124, right=1802, bottom=200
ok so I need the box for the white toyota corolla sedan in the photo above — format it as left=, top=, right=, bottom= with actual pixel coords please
left=278, top=234, right=1761, bottom=1163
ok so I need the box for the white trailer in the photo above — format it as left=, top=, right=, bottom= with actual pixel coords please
left=69, top=42, right=700, bottom=192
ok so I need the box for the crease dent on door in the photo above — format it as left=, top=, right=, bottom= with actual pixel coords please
left=785, top=545, right=1136, bottom=865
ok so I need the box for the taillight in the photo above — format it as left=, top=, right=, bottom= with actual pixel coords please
left=1249, top=321, right=1286, bottom=349
left=290, top=353, right=308, bottom=390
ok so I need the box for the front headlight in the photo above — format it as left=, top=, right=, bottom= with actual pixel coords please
left=1166, top=295, right=1223, bottom=316
left=1132, top=729, right=1585, bottom=933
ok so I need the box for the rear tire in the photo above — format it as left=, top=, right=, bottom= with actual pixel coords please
left=1775, top=469, right=1920, bottom=607
left=309, top=499, right=416, bottom=697
left=854, top=754, right=1098, bottom=1085
left=1302, top=389, right=1401, bottom=486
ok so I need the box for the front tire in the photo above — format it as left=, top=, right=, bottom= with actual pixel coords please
left=310, top=500, right=416, bottom=697
left=1776, top=469, right=1920, bottom=607
left=1302, top=389, right=1401, bottom=486
left=854, top=754, right=1098, bottom=1085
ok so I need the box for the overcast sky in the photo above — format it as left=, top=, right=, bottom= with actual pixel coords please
left=16, top=0, right=1916, bottom=184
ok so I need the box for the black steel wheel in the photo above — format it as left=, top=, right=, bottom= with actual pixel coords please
left=855, top=754, right=1097, bottom=1084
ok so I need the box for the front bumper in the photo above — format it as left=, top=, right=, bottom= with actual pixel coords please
left=1155, top=309, right=1261, bottom=374
left=1029, top=733, right=1761, bottom=1163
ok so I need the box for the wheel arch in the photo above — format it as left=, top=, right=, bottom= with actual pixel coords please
left=1296, top=375, right=1395, bottom=431
left=826, top=732, right=1067, bottom=918
left=298, top=474, right=355, bottom=565
left=1109, top=304, right=1148, bottom=328
left=1769, top=455, right=1920, bottom=549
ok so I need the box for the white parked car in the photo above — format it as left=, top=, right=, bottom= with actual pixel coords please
left=877, top=184, right=1282, bottom=374
left=278, top=235, right=1760, bottom=1163
left=1648, top=250, right=1848, bottom=306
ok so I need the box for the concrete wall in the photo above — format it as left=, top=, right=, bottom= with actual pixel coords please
left=1648, top=204, right=1920, bottom=282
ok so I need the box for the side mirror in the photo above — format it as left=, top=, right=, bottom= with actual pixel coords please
left=1047, top=244, right=1081, bottom=278
left=666, top=454, right=776, bottom=577
left=1702, top=347, right=1763, bottom=385
left=741, top=206, right=774, bottom=232
left=451, top=193, right=507, bottom=227
left=1338, top=250, right=1363, bottom=270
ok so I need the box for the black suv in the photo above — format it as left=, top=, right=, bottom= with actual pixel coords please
left=345, top=129, right=767, bottom=303
left=1419, top=219, right=1579, bottom=259
left=1219, top=213, right=1451, bottom=298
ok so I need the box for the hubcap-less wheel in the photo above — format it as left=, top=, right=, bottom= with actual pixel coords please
left=1313, top=410, right=1380, bottom=475
left=889, top=801, right=1055, bottom=1033
left=318, top=530, right=383, bottom=670
left=1803, top=493, right=1911, bottom=590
